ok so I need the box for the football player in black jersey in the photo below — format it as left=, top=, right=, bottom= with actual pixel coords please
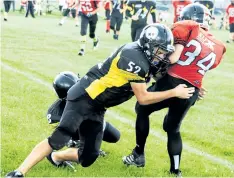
left=126, top=0, right=157, bottom=41
left=6, top=23, right=195, bottom=177
left=110, top=0, right=126, bottom=40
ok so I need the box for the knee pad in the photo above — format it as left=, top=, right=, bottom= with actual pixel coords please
left=110, top=25, right=115, bottom=30
left=79, top=150, right=99, bottom=167
left=48, top=127, right=71, bottom=150
left=163, top=115, right=181, bottom=133
left=89, top=33, right=95, bottom=39
left=103, top=122, right=120, bottom=143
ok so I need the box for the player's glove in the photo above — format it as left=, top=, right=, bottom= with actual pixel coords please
left=86, top=12, right=93, bottom=17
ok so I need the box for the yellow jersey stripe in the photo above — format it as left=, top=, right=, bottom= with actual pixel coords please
left=86, top=56, right=144, bottom=99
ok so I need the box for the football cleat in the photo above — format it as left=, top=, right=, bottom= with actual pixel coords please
left=58, top=23, right=62, bottom=26
left=93, top=39, right=99, bottom=50
left=46, top=152, right=68, bottom=167
left=5, top=170, right=24, bottom=177
left=170, top=169, right=182, bottom=177
left=99, top=149, right=107, bottom=157
left=122, top=149, right=145, bottom=167
left=4, top=18, right=7, bottom=21
left=78, top=49, right=85, bottom=56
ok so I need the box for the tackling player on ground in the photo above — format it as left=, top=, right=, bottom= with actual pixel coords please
left=123, top=3, right=226, bottom=177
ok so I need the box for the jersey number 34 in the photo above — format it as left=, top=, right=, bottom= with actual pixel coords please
left=177, top=39, right=216, bottom=75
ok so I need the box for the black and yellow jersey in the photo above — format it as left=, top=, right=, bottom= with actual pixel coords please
left=126, top=0, right=157, bottom=27
left=194, top=0, right=214, bottom=14
left=71, top=42, right=150, bottom=108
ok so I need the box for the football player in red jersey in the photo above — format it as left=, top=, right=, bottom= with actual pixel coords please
left=123, top=3, right=226, bottom=176
left=225, top=0, right=234, bottom=43
left=172, top=0, right=192, bottom=23
left=77, top=0, right=101, bottom=56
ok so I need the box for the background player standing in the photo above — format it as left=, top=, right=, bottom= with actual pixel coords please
left=225, top=0, right=234, bottom=43
left=78, top=0, right=101, bottom=56
left=172, top=0, right=192, bottom=23
left=125, top=0, right=157, bottom=42
left=110, top=0, right=126, bottom=40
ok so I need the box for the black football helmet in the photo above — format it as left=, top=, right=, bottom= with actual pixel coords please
left=138, top=23, right=175, bottom=71
left=53, top=71, right=80, bottom=99
left=180, top=3, right=211, bottom=30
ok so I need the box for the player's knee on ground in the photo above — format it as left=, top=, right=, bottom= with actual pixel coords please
left=103, top=122, right=120, bottom=143
left=78, top=120, right=103, bottom=167
left=48, top=127, right=72, bottom=150
left=48, top=108, right=81, bottom=150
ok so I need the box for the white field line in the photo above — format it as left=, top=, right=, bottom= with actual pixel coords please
left=2, top=62, right=234, bottom=172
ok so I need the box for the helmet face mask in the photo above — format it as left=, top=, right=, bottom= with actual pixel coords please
left=138, top=24, right=175, bottom=71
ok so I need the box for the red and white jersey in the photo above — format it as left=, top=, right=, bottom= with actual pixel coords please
left=172, top=0, right=192, bottom=23
left=79, top=0, right=100, bottom=14
left=168, top=20, right=226, bottom=88
left=226, top=4, right=234, bottom=24
left=104, top=0, right=110, bottom=10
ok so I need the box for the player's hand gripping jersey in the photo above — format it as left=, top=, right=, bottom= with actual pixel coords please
left=168, top=20, right=226, bottom=88
left=172, top=0, right=192, bottom=23
left=68, top=42, right=150, bottom=108
left=79, top=0, right=100, bottom=14
left=126, top=0, right=156, bottom=26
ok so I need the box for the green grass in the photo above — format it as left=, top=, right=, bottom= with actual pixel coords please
left=1, top=14, right=234, bottom=177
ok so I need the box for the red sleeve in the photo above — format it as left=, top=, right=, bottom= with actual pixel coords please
left=171, top=21, right=199, bottom=46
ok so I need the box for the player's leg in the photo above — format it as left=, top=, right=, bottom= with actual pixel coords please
left=25, top=2, right=29, bottom=17
left=103, top=121, right=120, bottom=143
left=3, top=1, right=11, bottom=21
left=59, top=8, right=70, bottom=25
left=89, top=14, right=99, bottom=50
left=123, top=80, right=170, bottom=167
left=78, top=119, right=104, bottom=167
left=5, top=99, right=82, bottom=177
left=78, top=14, right=89, bottom=56
left=29, top=1, right=35, bottom=18
left=131, top=26, right=137, bottom=42
left=227, top=23, right=234, bottom=43
left=110, top=16, right=117, bottom=39
left=115, top=16, right=123, bottom=40
left=134, top=26, right=145, bottom=41
left=163, top=81, right=199, bottom=176
left=71, top=8, right=76, bottom=19
left=105, top=9, right=111, bottom=33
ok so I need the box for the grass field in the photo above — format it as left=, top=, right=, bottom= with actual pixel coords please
left=1, top=14, right=234, bottom=177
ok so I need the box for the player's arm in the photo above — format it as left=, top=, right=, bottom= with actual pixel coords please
left=71, top=0, right=78, bottom=9
left=119, top=50, right=194, bottom=105
left=150, top=1, right=157, bottom=23
left=131, top=82, right=194, bottom=105
left=125, top=0, right=134, bottom=18
left=90, top=1, right=101, bottom=15
left=168, top=22, right=197, bottom=64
